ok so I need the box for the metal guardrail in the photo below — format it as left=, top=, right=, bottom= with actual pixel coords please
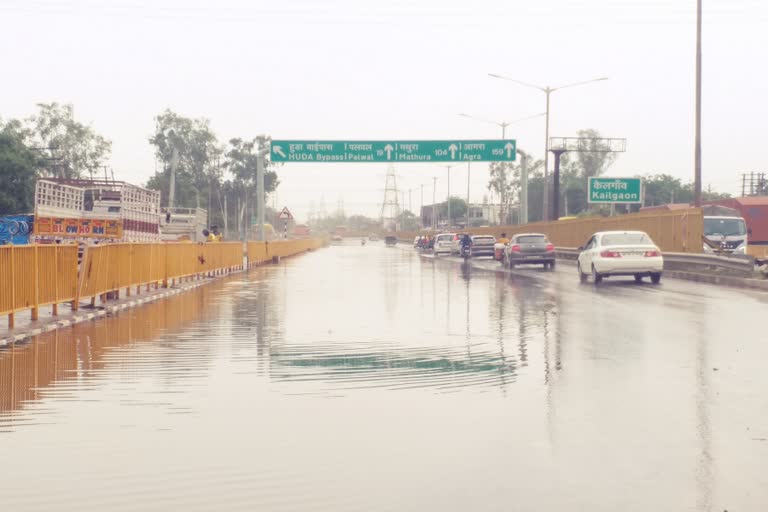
left=662, top=252, right=755, bottom=277
left=555, top=247, right=755, bottom=278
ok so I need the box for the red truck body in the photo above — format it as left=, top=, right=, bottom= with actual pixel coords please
left=703, top=197, right=768, bottom=245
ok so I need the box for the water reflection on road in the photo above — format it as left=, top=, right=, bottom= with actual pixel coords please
left=1, top=242, right=767, bottom=511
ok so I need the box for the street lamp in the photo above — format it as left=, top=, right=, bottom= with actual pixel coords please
left=458, top=112, right=546, bottom=224
left=457, top=112, right=545, bottom=140
left=441, top=164, right=461, bottom=228
left=488, top=73, right=608, bottom=221
left=694, top=0, right=703, bottom=207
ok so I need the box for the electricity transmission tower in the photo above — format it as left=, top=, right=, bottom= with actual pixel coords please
left=380, top=165, right=400, bottom=231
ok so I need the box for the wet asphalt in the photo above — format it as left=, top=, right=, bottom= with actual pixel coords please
left=1, top=240, right=767, bottom=511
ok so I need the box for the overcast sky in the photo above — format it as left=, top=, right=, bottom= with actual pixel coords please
left=2, top=0, right=766, bottom=221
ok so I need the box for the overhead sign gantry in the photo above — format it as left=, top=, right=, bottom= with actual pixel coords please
left=270, top=139, right=517, bottom=163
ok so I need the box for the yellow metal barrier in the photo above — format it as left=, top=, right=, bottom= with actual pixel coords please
left=748, top=245, right=768, bottom=259
left=2, top=237, right=321, bottom=329
left=398, top=209, right=704, bottom=254
left=0, top=245, right=79, bottom=328
left=247, top=238, right=325, bottom=268
left=78, top=242, right=245, bottom=303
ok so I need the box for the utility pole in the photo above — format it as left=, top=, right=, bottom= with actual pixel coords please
left=543, top=90, right=551, bottom=221
left=520, top=152, right=529, bottom=224
left=466, top=162, right=471, bottom=228
left=255, top=135, right=271, bottom=241
left=432, top=176, right=437, bottom=229
left=446, top=165, right=453, bottom=228
left=168, top=145, right=179, bottom=209
left=408, top=189, right=412, bottom=213
left=420, top=184, right=424, bottom=225
left=694, top=0, right=703, bottom=207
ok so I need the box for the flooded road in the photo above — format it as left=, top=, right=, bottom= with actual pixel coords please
left=2, top=242, right=767, bottom=511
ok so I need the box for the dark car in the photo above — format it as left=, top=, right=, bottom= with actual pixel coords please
left=385, top=236, right=398, bottom=246
left=504, top=233, right=556, bottom=270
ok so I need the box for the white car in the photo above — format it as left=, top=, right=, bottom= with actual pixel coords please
left=577, top=230, right=664, bottom=285
left=434, top=233, right=457, bottom=255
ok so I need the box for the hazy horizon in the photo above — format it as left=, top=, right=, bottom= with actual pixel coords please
left=2, top=0, right=766, bottom=222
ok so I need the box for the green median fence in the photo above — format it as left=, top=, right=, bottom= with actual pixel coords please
left=270, top=140, right=517, bottom=163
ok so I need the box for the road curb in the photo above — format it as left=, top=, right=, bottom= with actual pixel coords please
left=0, top=274, right=227, bottom=348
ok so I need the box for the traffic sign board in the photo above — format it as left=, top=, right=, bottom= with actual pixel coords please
left=278, top=207, right=293, bottom=220
left=588, top=177, right=643, bottom=204
left=270, top=140, right=517, bottom=163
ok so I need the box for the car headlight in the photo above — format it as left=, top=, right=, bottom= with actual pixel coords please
left=703, top=244, right=714, bottom=253
left=732, top=244, right=746, bottom=254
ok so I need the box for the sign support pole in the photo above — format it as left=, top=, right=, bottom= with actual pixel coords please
left=256, top=152, right=266, bottom=241
left=550, top=149, right=567, bottom=221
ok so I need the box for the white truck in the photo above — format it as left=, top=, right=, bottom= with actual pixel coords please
left=160, top=207, right=208, bottom=242
left=701, top=205, right=749, bottom=255
left=33, top=179, right=162, bottom=242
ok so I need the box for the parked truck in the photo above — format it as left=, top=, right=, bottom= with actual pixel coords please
left=160, top=207, right=208, bottom=242
left=640, top=203, right=749, bottom=254
left=703, top=197, right=768, bottom=246
left=31, top=179, right=161, bottom=243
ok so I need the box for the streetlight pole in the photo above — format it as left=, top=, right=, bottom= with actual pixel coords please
left=432, top=176, right=437, bottom=229
left=420, top=184, right=424, bottom=227
left=466, top=162, right=471, bottom=229
left=488, top=74, right=607, bottom=221
left=446, top=165, right=451, bottom=228
left=694, top=0, right=703, bottom=207
left=458, top=111, right=545, bottom=225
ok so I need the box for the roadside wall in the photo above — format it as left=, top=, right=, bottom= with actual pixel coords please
left=396, top=209, right=704, bottom=253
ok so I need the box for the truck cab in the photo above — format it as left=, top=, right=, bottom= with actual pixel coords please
left=703, top=215, right=749, bottom=254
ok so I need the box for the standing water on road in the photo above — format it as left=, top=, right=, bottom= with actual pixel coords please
left=2, top=242, right=767, bottom=511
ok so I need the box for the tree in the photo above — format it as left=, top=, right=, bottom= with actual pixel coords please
left=395, top=210, right=420, bottom=231
left=0, top=125, right=38, bottom=214
left=27, top=103, right=111, bottom=179
left=438, top=197, right=467, bottom=225
left=550, top=129, right=621, bottom=217
left=569, top=129, right=618, bottom=181
left=488, top=149, right=542, bottom=224
left=224, top=137, right=280, bottom=238
left=147, top=109, right=222, bottom=208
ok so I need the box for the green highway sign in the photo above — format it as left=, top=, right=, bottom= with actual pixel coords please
left=588, top=177, right=643, bottom=204
left=270, top=140, right=516, bottom=163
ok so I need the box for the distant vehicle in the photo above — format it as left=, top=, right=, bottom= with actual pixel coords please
left=413, top=236, right=421, bottom=248
left=369, top=233, right=380, bottom=241
left=332, top=234, right=343, bottom=243
left=293, top=224, right=312, bottom=237
left=701, top=205, right=748, bottom=254
left=505, top=233, right=555, bottom=269
left=577, top=230, right=663, bottom=285
left=703, top=197, right=768, bottom=247
left=434, top=233, right=456, bottom=255
left=640, top=203, right=749, bottom=254
left=468, top=235, right=496, bottom=257
left=161, top=207, right=207, bottom=242
left=385, top=235, right=397, bottom=246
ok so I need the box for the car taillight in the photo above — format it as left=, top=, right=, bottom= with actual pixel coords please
left=546, top=243, right=555, bottom=252
left=644, top=250, right=661, bottom=257
left=510, top=245, right=521, bottom=252
left=600, top=250, right=622, bottom=258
